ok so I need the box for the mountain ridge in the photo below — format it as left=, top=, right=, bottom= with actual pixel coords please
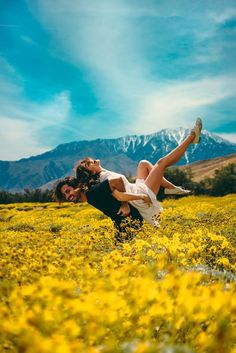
left=1, top=128, right=236, bottom=192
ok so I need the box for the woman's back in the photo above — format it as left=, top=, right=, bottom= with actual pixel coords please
left=99, top=169, right=128, bottom=183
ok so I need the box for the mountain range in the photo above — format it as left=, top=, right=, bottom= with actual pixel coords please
left=1, top=128, right=236, bottom=192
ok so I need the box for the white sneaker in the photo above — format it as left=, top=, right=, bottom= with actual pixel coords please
left=165, top=186, right=191, bottom=195
left=192, top=117, right=202, bottom=144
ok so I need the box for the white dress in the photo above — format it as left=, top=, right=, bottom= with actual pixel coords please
left=99, top=169, right=163, bottom=227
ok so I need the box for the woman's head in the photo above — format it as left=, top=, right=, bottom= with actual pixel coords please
left=74, top=157, right=101, bottom=190
left=76, top=157, right=102, bottom=175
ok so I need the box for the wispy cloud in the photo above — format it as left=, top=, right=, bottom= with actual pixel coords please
left=0, top=57, right=74, bottom=159
left=0, top=89, right=73, bottom=160
left=1, top=0, right=236, bottom=160
left=20, top=35, right=36, bottom=45
left=0, top=116, right=49, bottom=160
left=29, top=0, right=236, bottom=132
left=0, top=24, right=20, bottom=27
left=28, top=0, right=154, bottom=120
left=210, top=7, right=236, bottom=23
left=0, top=91, right=73, bottom=160
left=136, top=74, right=236, bottom=134
left=217, top=133, right=236, bottom=143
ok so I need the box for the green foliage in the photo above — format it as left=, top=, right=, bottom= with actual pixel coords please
left=164, top=167, right=198, bottom=194
left=165, top=164, right=236, bottom=196
left=0, top=188, right=53, bottom=204
left=164, top=167, right=194, bottom=187
left=207, top=163, right=236, bottom=196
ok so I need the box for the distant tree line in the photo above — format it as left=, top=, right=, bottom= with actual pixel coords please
left=0, top=188, right=53, bottom=204
left=164, top=163, right=236, bottom=196
left=0, top=163, right=235, bottom=204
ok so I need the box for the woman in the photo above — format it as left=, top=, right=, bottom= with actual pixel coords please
left=75, top=160, right=191, bottom=196
left=75, top=118, right=202, bottom=226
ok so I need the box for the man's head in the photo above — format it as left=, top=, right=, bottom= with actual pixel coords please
left=53, top=177, right=82, bottom=203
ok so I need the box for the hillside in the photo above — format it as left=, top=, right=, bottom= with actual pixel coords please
left=179, top=153, right=236, bottom=181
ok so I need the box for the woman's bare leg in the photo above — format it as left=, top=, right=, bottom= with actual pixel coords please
left=136, top=160, right=153, bottom=179
left=145, top=131, right=195, bottom=195
left=161, top=177, right=176, bottom=189
left=136, top=160, right=176, bottom=189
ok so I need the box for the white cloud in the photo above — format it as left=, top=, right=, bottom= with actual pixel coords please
left=29, top=0, right=236, bottom=134
left=135, top=74, right=236, bottom=134
left=0, top=116, right=50, bottom=160
left=0, top=24, right=19, bottom=28
left=0, top=57, right=73, bottom=160
left=28, top=0, right=153, bottom=118
left=210, top=7, right=236, bottom=23
left=217, top=133, right=236, bottom=144
left=0, top=90, right=73, bottom=160
left=20, top=35, right=36, bottom=45
left=0, top=57, right=23, bottom=97
left=191, top=46, right=222, bottom=64
left=0, top=56, right=17, bottom=76
left=34, top=91, right=72, bottom=125
left=1, top=1, right=236, bottom=160
left=1, top=88, right=72, bottom=128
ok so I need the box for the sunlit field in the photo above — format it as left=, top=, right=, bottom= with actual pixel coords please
left=0, top=195, right=236, bottom=353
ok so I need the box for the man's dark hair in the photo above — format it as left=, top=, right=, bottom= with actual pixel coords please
left=53, top=176, right=78, bottom=203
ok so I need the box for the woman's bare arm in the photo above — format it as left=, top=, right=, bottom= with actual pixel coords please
left=108, top=177, right=131, bottom=215
left=108, top=177, right=151, bottom=205
left=112, top=189, right=151, bottom=205
left=108, top=177, right=126, bottom=192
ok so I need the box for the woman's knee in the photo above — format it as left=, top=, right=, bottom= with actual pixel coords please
left=138, top=160, right=152, bottom=168
left=139, top=159, right=148, bottom=166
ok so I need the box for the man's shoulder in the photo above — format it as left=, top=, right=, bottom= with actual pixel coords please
left=86, top=179, right=112, bottom=203
left=86, top=179, right=143, bottom=223
left=87, top=179, right=110, bottom=193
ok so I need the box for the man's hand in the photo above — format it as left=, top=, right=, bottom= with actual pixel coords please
left=141, top=194, right=152, bottom=206
left=117, top=202, right=131, bottom=217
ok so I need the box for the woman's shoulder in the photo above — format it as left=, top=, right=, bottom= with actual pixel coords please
left=100, top=169, right=126, bottom=182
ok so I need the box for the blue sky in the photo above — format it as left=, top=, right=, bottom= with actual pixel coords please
left=0, top=0, right=236, bottom=160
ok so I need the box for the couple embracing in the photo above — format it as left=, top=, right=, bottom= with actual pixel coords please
left=54, top=119, right=202, bottom=238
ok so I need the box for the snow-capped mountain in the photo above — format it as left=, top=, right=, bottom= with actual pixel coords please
left=1, top=128, right=236, bottom=192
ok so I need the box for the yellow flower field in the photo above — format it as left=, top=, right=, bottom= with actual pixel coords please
left=0, top=195, right=236, bottom=353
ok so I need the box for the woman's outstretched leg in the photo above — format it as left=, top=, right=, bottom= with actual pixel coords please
left=136, top=160, right=178, bottom=189
left=145, top=130, right=196, bottom=195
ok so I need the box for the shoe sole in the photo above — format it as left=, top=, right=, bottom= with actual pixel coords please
left=192, top=117, right=202, bottom=144
left=165, top=188, right=192, bottom=195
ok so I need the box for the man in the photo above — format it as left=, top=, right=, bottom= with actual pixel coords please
left=54, top=176, right=145, bottom=241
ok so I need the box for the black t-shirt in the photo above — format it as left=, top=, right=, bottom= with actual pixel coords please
left=86, top=179, right=143, bottom=229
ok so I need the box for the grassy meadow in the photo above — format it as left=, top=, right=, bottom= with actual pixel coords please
left=0, top=195, right=236, bottom=353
